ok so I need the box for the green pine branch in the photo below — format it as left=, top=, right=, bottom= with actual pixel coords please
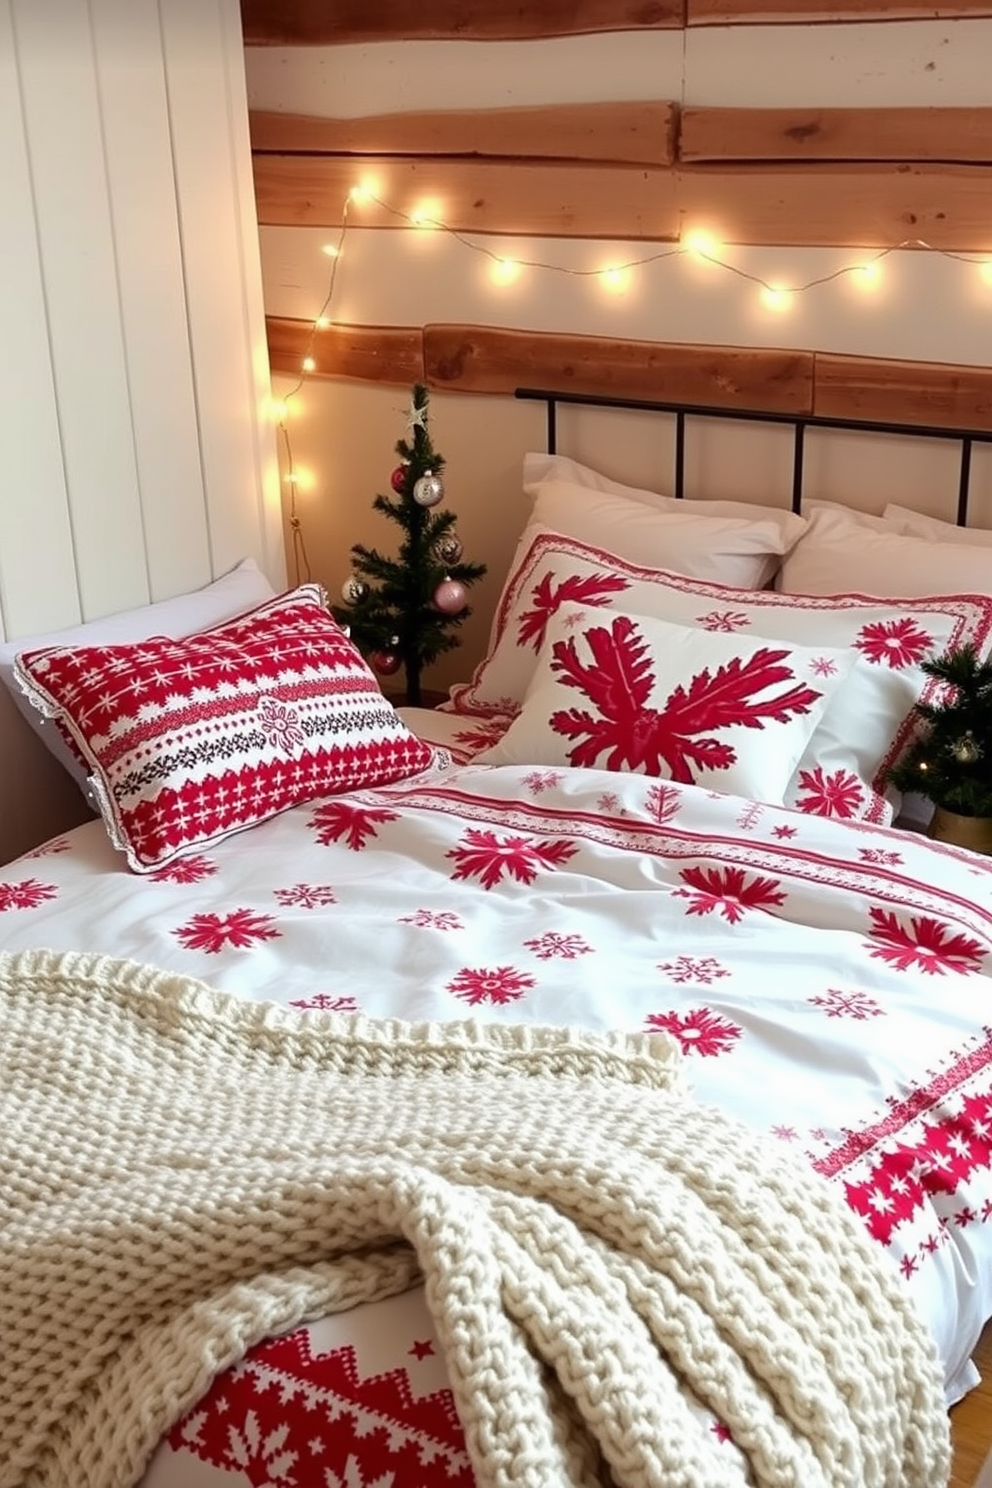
left=887, top=642, right=992, bottom=817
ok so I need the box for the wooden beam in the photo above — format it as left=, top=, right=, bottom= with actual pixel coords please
left=241, top=0, right=684, bottom=45
left=680, top=107, right=992, bottom=165
left=253, top=156, right=678, bottom=239
left=249, top=103, right=678, bottom=168
left=687, top=0, right=992, bottom=22
left=266, top=318, right=423, bottom=384
left=813, top=352, right=992, bottom=431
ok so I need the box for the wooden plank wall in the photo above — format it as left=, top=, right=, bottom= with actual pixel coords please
left=243, top=2, right=992, bottom=428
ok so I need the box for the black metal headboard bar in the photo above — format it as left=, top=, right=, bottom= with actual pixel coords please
left=515, top=387, right=992, bottom=523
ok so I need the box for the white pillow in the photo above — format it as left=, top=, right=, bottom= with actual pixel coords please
left=443, top=526, right=992, bottom=824
left=779, top=504, right=992, bottom=599
left=526, top=480, right=805, bottom=590
left=478, top=603, right=855, bottom=805
left=0, top=559, right=276, bottom=797
left=883, top=503, right=992, bottom=548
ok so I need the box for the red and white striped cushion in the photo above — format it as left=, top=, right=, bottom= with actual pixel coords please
left=15, top=585, right=443, bottom=871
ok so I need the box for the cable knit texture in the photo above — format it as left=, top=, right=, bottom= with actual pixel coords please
left=0, top=948, right=950, bottom=1488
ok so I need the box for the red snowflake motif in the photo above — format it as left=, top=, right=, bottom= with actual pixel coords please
left=772, top=823, right=798, bottom=838
left=900, top=1254, right=919, bottom=1279
left=447, top=966, right=536, bottom=1006
left=522, top=769, right=565, bottom=794
left=673, top=865, right=786, bottom=924
left=645, top=782, right=681, bottom=824
left=955, top=1206, right=977, bottom=1227
left=864, top=907, right=986, bottom=976
left=795, top=765, right=865, bottom=819
left=808, top=988, right=884, bottom=1020
left=453, top=719, right=510, bottom=754
left=982, top=1199, right=992, bottom=1222
left=696, top=610, right=751, bottom=633
left=523, top=931, right=593, bottom=960
left=809, top=656, right=839, bottom=678
left=447, top=828, right=578, bottom=890
left=0, top=878, right=59, bottom=911
left=173, top=908, right=282, bottom=954
left=309, top=801, right=400, bottom=850
left=257, top=695, right=304, bottom=751
left=771, top=1125, right=798, bottom=1141
left=645, top=1006, right=742, bottom=1057
left=22, top=837, right=71, bottom=858
left=597, top=791, right=625, bottom=814
left=399, top=909, right=464, bottom=930
left=149, top=854, right=218, bottom=884
left=854, top=617, right=934, bottom=669
left=858, top=847, right=904, bottom=866
left=658, top=955, right=730, bottom=986
left=217, top=1410, right=296, bottom=1481
left=273, top=883, right=338, bottom=908
left=517, top=570, right=630, bottom=652
left=711, top=1422, right=733, bottom=1444
left=288, top=993, right=359, bottom=1012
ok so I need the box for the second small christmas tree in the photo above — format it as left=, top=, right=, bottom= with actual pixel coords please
left=887, top=641, right=992, bottom=818
left=334, top=384, right=485, bottom=706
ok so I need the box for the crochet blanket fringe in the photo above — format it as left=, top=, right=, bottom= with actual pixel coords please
left=0, top=949, right=950, bottom=1488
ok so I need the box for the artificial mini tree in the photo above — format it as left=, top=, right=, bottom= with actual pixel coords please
left=334, top=384, right=485, bottom=706
left=887, top=642, right=992, bottom=820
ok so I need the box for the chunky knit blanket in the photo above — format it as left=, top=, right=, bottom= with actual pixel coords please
left=0, top=949, right=950, bottom=1488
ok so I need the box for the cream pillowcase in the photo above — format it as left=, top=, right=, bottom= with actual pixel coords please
left=477, top=604, right=856, bottom=806
left=779, top=504, right=992, bottom=599
left=883, top=503, right=992, bottom=548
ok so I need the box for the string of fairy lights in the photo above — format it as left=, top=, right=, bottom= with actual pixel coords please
left=273, top=184, right=992, bottom=582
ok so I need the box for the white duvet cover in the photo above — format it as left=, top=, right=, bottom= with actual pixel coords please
left=2, top=755, right=991, bottom=1488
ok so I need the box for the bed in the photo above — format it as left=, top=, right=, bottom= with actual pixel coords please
left=2, top=393, right=992, bottom=1488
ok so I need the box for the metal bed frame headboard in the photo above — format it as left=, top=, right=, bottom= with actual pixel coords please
left=515, top=387, right=992, bottom=526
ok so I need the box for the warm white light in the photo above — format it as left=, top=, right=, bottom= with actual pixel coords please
left=349, top=182, right=374, bottom=204
left=409, top=200, right=442, bottom=229
left=980, top=259, right=992, bottom=286
left=321, top=244, right=339, bottom=259
left=490, top=257, right=521, bottom=286
left=286, top=466, right=315, bottom=490
left=301, top=356, right=317, bottom=373
left=314, top=316, right=332, bottom=329
left=599, top=266, right=631, bottom=294
left=850, top=260, right=882, bottom=292
left=269, top=398, right=289, bottom=422
left=682, top=229, right=721, bottom=261
left=759, top=284, right=794, bottom=313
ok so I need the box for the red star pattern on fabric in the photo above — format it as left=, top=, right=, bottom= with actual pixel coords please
left=408, top=1340, right=435, bottom=1360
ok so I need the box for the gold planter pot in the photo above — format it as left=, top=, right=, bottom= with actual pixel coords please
left=927, top=805, right=992, bottom=855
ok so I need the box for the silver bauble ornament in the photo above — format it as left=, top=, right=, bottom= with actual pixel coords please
left=433, top=533, right=463, bottom=565
left=412, top=470, right=444, bottom=507
left=952, top=732, right=982, bottom=764
left=340, top=575, right=368, bottom=606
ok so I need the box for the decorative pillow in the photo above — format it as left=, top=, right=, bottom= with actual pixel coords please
left=0, top=558, right=276, bottom=798
left=477, top=604, right=855, bottom=804
left=14, top=585, right=444, bottom=872
left=778, top=504, right=992, bottom=599
left=883, top=503, right=992, bottom=548
left=444, top=527, right=992, bottom=823
left=523, top=453, right=806, bottom=588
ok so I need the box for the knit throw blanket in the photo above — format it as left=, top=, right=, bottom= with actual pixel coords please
left=1, top=949, right=950, bottom=1488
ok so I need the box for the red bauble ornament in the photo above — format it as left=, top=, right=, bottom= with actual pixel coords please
left=371, top=650, right=401, bottom=676
left=433, top=578, right=467, bottom=615
left=390, top=464, right=408, bottom=494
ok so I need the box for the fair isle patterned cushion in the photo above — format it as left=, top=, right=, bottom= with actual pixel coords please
left=477, top=605, right=857, bottom=806
left=444, top=528, right=992, bottom=825
left=14, top=585, right=443, bottom=872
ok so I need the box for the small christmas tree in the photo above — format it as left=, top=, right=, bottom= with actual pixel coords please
left=334, top=384, right=485, bottom=706
left=887, top=642, right=992, bottom=818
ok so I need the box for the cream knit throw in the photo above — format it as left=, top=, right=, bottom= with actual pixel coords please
left=0, top=948, right=950, bottom=1488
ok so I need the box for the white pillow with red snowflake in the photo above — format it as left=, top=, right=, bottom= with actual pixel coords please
left=477, top=605, right=857, bottom=804
left=14, top=585, right=445, bottom=872
left=445, top=528, right=992, bottom=823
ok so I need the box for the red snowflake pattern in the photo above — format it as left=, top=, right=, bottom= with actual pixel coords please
left=696, top=610, right=750, bottom=632
left=273, top=883, right=338, bottom=908
left=673, top=865, right=786, bottom=924
left=257, top=695, right=304, bottom=750
left=399, top=909, right=464, bottom=930
left=447, top=828, right=578, bottom=889
left=597, top=791, right=625, bottom=814
left=309, top=801, right=400, bottom=850
left=22, top=837, right=71, bottom=858
left=808, top=988, right=884, bottom=1020
left=149, top=854, right=218, bottom=884
left=517, top=570, right=630, bottom=652
left=658, top=955, right=729, bottom=986
left=854, top=616, right=934, bottom=669
left=795, top=766, right=865, bottom=819
left=771, top=824, right=798, bottom=839
left=771, top=1125, right=798, bottom=1141
left=288, top=993, right=359, bottom=1012
left=858, top=848, right=903, bottom=866
left=0, top=879, right=58, bottom=911
left=446, top=966, right=536, bottom=1005
left=452, top=719, right=510, bottom=754
left=522, top=769, right=566, bottom=794
left=173, top=909, right=282, bottom=954
left=809, top=656, right=839, bottom=678
left=645, top=783, right=681, bottom=824
left=644, top=1006, right=742, bottom=1057
left=864, top=907, right=986, bottom=976
left=522, top=931, right=593, bottom=960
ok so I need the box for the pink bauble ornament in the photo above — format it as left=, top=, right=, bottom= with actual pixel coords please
left=390, top=464, right=408, bottom=494
left=433, top=578, right=467, bottom=614
left=371, top=650, right=401, bottom=676
left=413, top=470, right=444, bottom=507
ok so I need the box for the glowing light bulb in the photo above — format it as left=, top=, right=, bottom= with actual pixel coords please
left=490, top=257, right=521, bottom=286
left=349, top=182, right=373, bottom=204
left=980, top=259, right=992, bottom=286
left=301, top=356, right=316, bottom=373
left=409, top=200, right=442, bottom=229
left=682, top=229, right=721, bottom=262
left=850, top=260, right=882, bottom=292
left=283, top=471, right=299, bottom=485
left=759, top=285, right=794, bottom=313
left=269, top=398, right=289, bottom=422
left=314, top=316, right=332, bottom=330
left=321, top=244, right=339, bottom=259
left=599, top=266, right=631, bottom=294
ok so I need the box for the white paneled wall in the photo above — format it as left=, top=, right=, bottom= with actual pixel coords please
left=0, top=0, right=284, bottom=648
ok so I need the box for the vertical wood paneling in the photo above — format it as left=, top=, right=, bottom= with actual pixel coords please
left=160, top=0, right=283, bottom=584
left=0, top=0, right=81, bottom=640
left=13, top=0, right=151, bottom=622
left=90, top=0, right=213, bottom=604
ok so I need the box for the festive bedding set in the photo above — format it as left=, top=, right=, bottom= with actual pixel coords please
left=3, top=453, right=992, bottom=1488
